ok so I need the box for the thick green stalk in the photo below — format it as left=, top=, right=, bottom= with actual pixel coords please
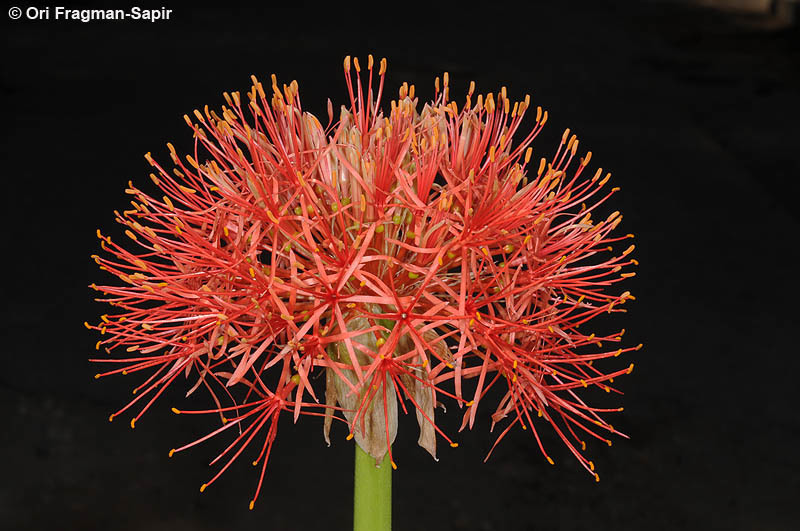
left=353, top=443, right=392, bottom=531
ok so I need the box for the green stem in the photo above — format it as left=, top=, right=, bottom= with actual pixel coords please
left=353, top=443, right=392, bottom=531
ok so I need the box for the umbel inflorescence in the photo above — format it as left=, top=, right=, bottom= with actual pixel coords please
left=88, top=55, right=639, bottom=509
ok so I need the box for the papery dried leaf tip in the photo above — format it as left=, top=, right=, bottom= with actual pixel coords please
left=89, top=54, right=638, bottom=507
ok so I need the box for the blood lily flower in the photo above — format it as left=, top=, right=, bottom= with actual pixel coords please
left=88, top=54, right=639, bottom=513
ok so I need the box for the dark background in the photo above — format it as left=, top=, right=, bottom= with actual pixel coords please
left=2, top=1, right=799, bottom=530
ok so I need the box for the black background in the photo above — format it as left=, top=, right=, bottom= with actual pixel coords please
left=2, top=1, right=799, bottom=530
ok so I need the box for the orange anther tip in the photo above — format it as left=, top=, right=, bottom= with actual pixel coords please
left=130, top=419, right=136, bottom=429
left=249, top=500, right=255, bottom=510
left=466, top=401, right=474, bottom=406
left=595, top=473, right=600, bottom=482
left=108, top=415, right=114, bottom=422
left=169, top=449, right=175, bottom=458
left=200, top=484, right=207, bottom=493
left=94, top=374, right=100, bottom=379
left=171, top=407, right=180, bottom=415
left=252, top=460, right=258, bottom=466
left=547, top=456, right=554, bottom=465
left=450, top=442, right=459, bottom=448
left=346, top=433, right=354, bottom=441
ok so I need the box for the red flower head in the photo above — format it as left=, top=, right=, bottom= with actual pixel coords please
left=89, top=55, right=639, bottom=509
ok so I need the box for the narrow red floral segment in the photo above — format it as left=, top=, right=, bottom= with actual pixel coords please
left=88, top=54, right=639, bottom=508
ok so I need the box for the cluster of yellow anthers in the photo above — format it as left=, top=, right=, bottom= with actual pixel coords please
left=88, top=54, right=640, bottom=508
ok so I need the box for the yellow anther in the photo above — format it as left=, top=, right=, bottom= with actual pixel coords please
left=547, top=456, right=554, bottom=465
left=249, top=500, right=255, bottom=510
left=376, top=338, right=386, bottom=347
left=200, top=484, right=207, bottom=493
left=627, top=363, right=634, bottom=374
left=615, top=349, right=622, bottom=357
left=171, top=407, right=181, bottom=414
left=466, top=400, right=474, bottom=406
left=512, top=360, right=517, bottom=369
left=606, top=440, right=612, bottom=447
left=346, top=433, right=354, bottom=441
left=450, top=442, right=459, bottom=448
left=390, top=461, right=397, bottom=470
left=581, top=379, right=587, bottom=387
left=589, top=460, right=595, bottom=471
left=595, top=473, right=600, bottom=482
left=581, top=441, right=587, bottom=451
left=605, top=386, right=611, bottom=393
left=130, top=418, right=136, bottom=429
left=169, top=449, right=175, bottom=458
left=108, top=414, right=114, bottom=422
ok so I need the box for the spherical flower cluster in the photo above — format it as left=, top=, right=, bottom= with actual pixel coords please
left=88, top=55, right=639, bottom=509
